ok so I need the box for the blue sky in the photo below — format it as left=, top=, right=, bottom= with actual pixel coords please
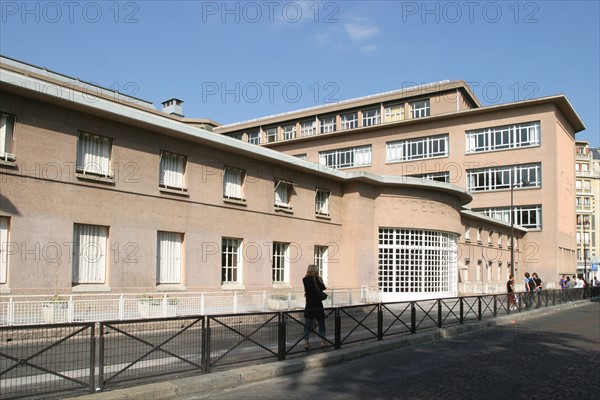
left=1, top=1, right=598, bottom=146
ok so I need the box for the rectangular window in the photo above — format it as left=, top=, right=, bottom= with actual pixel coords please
left=76, top=132, right=112, bottom=177
left=320, top=116, right=336, bottom=134
left=466, top=121, right=540, bottom=153
left=157, top=231, right=183, bottom=284
left=409, top=99, right=430, bottom=119
left=464, top=225, right=471, bottom=242
left=0, top=217, right=8, bottom=283
left=409, top=171, right=451, bottom=183
left=247, top=131, right=261, bottom=144
left=476, top=205, right=543, bottom=230
left=386, top=134, right=448, bottom=162
left=223, top=166, right=245, bottom=200
left=314, top=245, right=328, bottom=282
left=222, top=238, right=241, bottom=284
left=73, top=224, right=107, bottom=284
left=230, top=133, right=243, bottom=140
left=340, top=112, right=358, bottom=130
left=272, top=242, right=289, bottom=283
left=275, top=179, right=293, bottom=209
left=265, top=127, right=278, bottom=143
left=300, top=120, right=317, bottom=137
left=384, top=104, right=404, bottom=123
left=319, top=145, right=372, bottom=169
left=0, top=113, right=16, bottom=162
left=282, top=125, right=296, bottom=140
left=362, top=109, right=381, bottom=127
left=159, top=151, right=187, bottom=190
left=467, top=163, right=541, bottom=192
left=315, top=189, right=330, bottom=216
left=378, top=228, right=457, bottom=294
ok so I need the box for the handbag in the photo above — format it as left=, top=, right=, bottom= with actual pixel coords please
left=314, top=277, right=327, bottom=300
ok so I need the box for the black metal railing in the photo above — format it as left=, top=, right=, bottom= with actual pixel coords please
left=1, top=288, right=598, bottom=399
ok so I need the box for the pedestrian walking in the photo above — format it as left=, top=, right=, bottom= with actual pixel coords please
left=302, top=264, right=327, bottom=350
left=507, top=274, right=517, bottom=310
left=532, top=272, right=542, bottom=308
left=559, top=275, right=567, bottom=289
left=524, top=272, right=536, bottom=310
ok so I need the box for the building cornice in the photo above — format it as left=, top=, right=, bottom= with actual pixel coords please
left=214, top=80, right=480, bottom=133
left=1, top=61, right=473, bottom=205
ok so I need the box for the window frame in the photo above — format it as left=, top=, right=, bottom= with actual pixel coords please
left=319, top=145, right=372, bottom=169
left=315, top=188, right=331, bottom=216
left=76, top=131, right=113, bottom=179
left=157, top=231, right=184, bottom=285
left=223, top=166, right=246, bottom=201
left=0, top=112, right=16, bottom=162
left=72, top=223, right=108, bottom=285
left=272, top=242, right=290, bottom=284
left=274, top=179, right=294, bottom=210
left=0, top=217, right=9, bottom=284
left=409, top=99, right=430, bottom=119
left=221, top=237, right=242, bottom=285
left=386, top=134, right=448, bottom=163
left=159, top=150, right=188, bottom=191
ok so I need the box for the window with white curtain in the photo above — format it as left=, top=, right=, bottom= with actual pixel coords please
left=159, top=151, right=187, bottom=190
left=0, top=113, right=16, bottom=162
left=77, top=132, right=112, bottom=177
left=274, top=179, right=293, bottom=209
left=157, top=231, right=183, bottom=284
left=384, top=104, right=404, bottom=122
left=73, top=224, right=108, bottom=284
left=223, top=166, right=245, bottom=200
left=0, top=217, right=9, bottom=284
left=315, top=189, right=330, bottom=215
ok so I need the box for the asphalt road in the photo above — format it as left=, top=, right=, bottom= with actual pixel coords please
left=185, top=301, right=600, bottom=400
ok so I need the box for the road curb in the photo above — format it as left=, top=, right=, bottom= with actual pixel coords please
left=72, top=299, right=592, bottom=400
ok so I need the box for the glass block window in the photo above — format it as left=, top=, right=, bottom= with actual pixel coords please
left=378, top=228, right=457, bottom=293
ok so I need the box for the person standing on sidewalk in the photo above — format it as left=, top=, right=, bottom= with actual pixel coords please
left=302, top=264, right=327, bottom=350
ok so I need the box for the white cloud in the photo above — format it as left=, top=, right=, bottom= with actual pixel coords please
left=344, top=18, right=380, bottom=40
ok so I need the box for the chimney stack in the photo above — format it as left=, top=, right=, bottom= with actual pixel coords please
left=161, top=98, right=184, bottom=117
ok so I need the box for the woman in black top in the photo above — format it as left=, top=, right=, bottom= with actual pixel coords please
left=303, top=264, right=327, bottom=349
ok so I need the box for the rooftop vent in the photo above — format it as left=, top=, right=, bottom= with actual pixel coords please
left=161, top=98, right=184, bottom=117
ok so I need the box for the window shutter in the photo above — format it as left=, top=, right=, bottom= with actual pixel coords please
left=0, top=217, right=8, bottom=283
left=158, top=232, right=182, bottom=284
left=75, top=224, right=107, bottom=284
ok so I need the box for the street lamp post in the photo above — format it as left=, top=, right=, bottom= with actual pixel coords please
left=583, top=217, right=589, bottom=281
left=510, top=182, right=515, bottom=277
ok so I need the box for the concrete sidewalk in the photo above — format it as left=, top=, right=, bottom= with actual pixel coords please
left=73, top=300, right=592, bottom=400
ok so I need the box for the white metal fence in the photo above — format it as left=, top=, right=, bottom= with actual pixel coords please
left=0, top=287, right=380, bottom=326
